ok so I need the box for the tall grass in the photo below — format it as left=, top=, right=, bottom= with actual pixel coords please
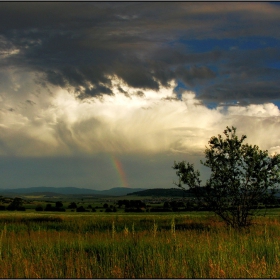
left=0, top=212, right=280, bottom=278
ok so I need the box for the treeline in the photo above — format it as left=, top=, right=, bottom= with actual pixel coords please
left=1, top=197, right=280, bottom=213
left=118, top=199, right=194, bottom=212
left=36, top=201, right=96, bottom=213
left=0, top=197, right=26, bottom=211
left=120, top=198, right=280, bottom=213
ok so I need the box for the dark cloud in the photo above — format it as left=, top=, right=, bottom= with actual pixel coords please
left=201, top=81, right=280, bottom=106
left=45, top=70, right=67, bottom=88
left=26, top=100, right=36, bottom=106
left=175, top=66, right=216, bottom=87
left=115, top=62, right=160, bottom=90
left=136, top=91, right=145, bottom=97
left=0, top=2, right=280, bottom=104
left=117, top=86, right=128, bottom=96
left=198, top=47, right=280, bottom=105
left=82, top=84, right=113, bottom=98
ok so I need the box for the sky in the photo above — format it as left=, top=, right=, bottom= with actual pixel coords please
left=0, top=2, right=280, bottom=190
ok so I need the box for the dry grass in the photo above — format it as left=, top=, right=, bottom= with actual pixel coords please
left=0, top=212, right=280, bottom=278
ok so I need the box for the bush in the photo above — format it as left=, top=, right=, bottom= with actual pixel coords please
left=7, top=197, right=24, bottom=211
left=35, top=205, right=44, bottom=211
left=76, top=206, right=86, bottom=212
left=150, top=208, right=172, bottom=212
left=125, top=208, right=145, bottom=212
left=6, top=205, right=16, bottom=211
left=45, top=204, right=52, bottom=211
left=68, top=202, right=77, bottom=209
left=44, top=204, right=65, bottom=212
left=56, top=201, right=63, bottom=208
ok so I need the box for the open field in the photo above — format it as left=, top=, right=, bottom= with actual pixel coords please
left=0, top=211, right=280, bottom=278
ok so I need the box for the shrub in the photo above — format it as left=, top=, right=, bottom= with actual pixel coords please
left=68, top=202, right=77, bottom=209
left=76, top=206, right=86, bottom=212
left=35, top=205, right=44, bottom=211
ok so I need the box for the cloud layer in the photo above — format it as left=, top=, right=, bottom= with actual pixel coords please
left=0, top=2, right=279, bottom=106
left=1, top=73, right=280, bottom=157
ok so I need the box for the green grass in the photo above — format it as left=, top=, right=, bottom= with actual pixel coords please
left=1, top=211, right=280, bottom=278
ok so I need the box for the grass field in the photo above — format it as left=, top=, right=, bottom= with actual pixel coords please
left=0, top=210, right=280, bottom=278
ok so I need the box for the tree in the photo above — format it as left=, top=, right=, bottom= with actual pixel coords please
left=7, top=197, right=23, bottom=211
left=35, top=205, right=44, bottom=211
left=56, top=201, right=63, bottom=208
left=45, top=203, right=52, bottom=211
left=68, top=202, right=77, bottom=209
left=76, top=205, right=86, bottom=212
left=163, top=201, right=170, bottom=208
left=173, top=126, right=280, bottom=229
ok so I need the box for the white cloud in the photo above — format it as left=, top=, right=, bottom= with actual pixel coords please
left=0, top=71, right=280, bottom=157
left=223, top=103, right=280, bottom=117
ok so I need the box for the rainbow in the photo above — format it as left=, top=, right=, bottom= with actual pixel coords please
left=110, top=155, right=129, bottom=188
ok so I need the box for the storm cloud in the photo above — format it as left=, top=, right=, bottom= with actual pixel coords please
left=0, top=2, right=279, bottom=104
left=1, top=2, right=280, bottom=189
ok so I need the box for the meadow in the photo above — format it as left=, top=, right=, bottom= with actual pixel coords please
left=0, top=210, right=280, bottom=278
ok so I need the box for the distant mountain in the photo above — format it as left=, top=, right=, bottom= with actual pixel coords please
left=0, top=186, right=147, bottom=196
left=129, top=187, right=280, bottom=198
left=128, top=188, right=195, bottom=197
left=98, top=187, right=147, bottom=196
left=1, top=186, right=279, bottom=199
left=92, top=187, right=147, bottom=196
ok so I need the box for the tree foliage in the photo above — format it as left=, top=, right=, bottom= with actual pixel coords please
left=7, top=197, right=24, bottom=211
left=55, top=201, right=63, bottom=208
left=173, top=126, right=280, bottom=228
left=68, top=202, right=77, bottom=209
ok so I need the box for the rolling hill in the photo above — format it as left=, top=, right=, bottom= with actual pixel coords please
left=127, top=188, right=195, bottom=197
left=0, top=186, right=147, bottom=196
